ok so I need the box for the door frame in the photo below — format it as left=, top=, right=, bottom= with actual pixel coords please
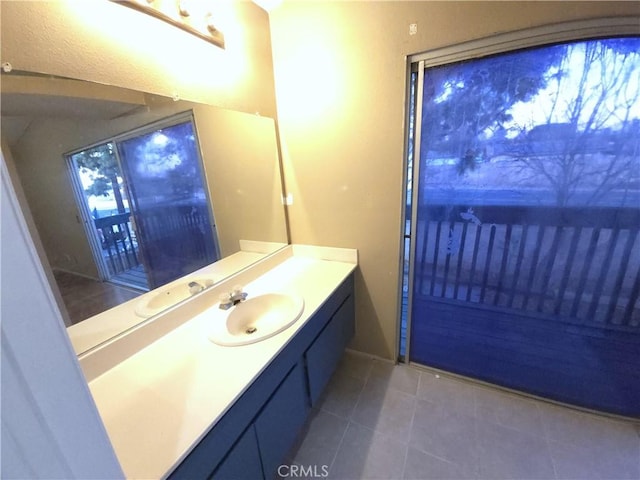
left=399, top=17, right=640, bottom=364
left=65, top=145, right=118, bottom=282
left=114, top=111, right=221, bottom=288
left=65, top=110, right=221, bottom=289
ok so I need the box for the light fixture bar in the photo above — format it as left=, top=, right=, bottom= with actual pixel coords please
left=113, top=0, right=225, bottom=49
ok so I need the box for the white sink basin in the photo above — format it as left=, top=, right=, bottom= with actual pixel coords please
left=208, top=293, right=304, bottom=346
left=134, top=277, right=217, bottom=318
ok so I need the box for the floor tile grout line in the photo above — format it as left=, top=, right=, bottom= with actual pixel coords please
left=401, top=388, right=420, bottom=480
left=474, top=395, right=551, bottom=441
left=416, top=369, right=424, bottom=401
left=543, top=428, right=560, bottom=480
left=318, top=368, right=370, bottom=420
left=400, top=441, right=410, bottom=480
left=406, top=429, right=474, bottom=470
left=406, top=370, right=421, bottom=446
left=353, top=363, right=420, bottom=445
left=329, top=421, right=350, bottom=472
left=348, top=358, right=373, bottom=422
left=323, top=356, right=373, bottom=478
left=326, top=420, right=351, bottom=478
left=472, top=406, right=481, bottom=480
left=403, top=371, right=474, bottom=471
left=366, top=365, right=421, bottom=399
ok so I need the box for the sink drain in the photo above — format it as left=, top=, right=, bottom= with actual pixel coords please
left=245, top=326, right=257, bottom=334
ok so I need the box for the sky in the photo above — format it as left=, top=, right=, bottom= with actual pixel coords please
left=504, top=38, right=640, bottom=138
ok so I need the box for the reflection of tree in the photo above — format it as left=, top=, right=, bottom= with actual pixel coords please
left=127, top=125, right=202, bottom=204
left=74, top=142, right=126, bottom=213
left=422, top=37, right=640, bottom=207
left=511, top=40, right=640, bottom=206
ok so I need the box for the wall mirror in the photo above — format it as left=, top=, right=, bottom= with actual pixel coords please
left=1, top=72, right=289, bottom=355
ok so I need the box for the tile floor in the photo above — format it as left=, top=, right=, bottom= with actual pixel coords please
left=285, top=350, right=640, bottom=480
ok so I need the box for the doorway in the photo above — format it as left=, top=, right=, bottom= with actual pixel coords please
left=68, top=140, right=146, bottom=289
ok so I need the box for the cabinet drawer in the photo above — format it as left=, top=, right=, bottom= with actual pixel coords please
left=255, top=361, right=309, bottom=479
left=306, top=294, right=355, bottom=405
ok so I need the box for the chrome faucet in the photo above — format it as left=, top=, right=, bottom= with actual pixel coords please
left=219, top=285, right=248, bottom=310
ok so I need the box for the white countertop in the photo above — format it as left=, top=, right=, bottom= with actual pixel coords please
left=67, top=248, right=280, bottom=355
left=84, top=245, right=357, bottom=479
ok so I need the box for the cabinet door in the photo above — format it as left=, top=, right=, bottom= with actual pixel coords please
left=254, top=362, right=309, bottom=479
left=212, top=424, right=263, bottom=480
left=306, top=295, right=355, bottom=405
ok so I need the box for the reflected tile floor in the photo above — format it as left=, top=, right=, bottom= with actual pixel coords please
left=53, top=270, right=142, bottom=325
left=285, top=350, right=640, bottom=480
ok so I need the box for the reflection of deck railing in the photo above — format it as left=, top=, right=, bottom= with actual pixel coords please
left=135, top=204, right=218, bottom=288
left=136, top=204, right=216, bottom=264
left=415, top=204, right=640, bottom=330
left=94, top=212, right=141, bottom=277
left=93, top=205, right=217, bottom=288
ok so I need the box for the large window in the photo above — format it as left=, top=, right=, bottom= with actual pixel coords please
left=404, top=30, right=640, bottom=416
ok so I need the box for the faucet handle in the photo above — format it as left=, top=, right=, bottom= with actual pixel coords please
left=230, top=285, right=248, bottom=305
left=219, top=292, right=233, bottom=310
left=219, top=286, right=248, bottom=310
left=232, top=284, right=244, bottom=295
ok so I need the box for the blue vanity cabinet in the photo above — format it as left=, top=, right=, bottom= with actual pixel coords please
left=254, top=361, right=309, bottom=479
left=305, top=293, right=355, bottom=405
left=169, top=273, right=354, bottom=480
left=210, top=424, right=263, bottom=480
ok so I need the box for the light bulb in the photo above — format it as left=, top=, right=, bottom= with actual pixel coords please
left=178, top=0, right=190, bottom=17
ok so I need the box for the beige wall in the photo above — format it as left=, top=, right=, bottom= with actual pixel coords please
left=270, top=1, right=640, bottom=360
left=7, top=117, right=102, bottom=277
left=0, top=0, right=280, bottom=277
left=0, top=0, right=277, bottom=118
left=192, top=105, right=287, bottom=256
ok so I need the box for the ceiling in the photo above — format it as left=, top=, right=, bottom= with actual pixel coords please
left=1, top=73, right=149, bottom=146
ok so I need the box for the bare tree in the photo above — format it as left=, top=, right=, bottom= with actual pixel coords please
left=73, top=142, right=127, bottom=214
left=511, top=40, right=640, bottom=206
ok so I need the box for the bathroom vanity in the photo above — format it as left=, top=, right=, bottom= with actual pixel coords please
left=79, top=245, right=357, bottom=479
left=67, top=240, right=286, bottom=355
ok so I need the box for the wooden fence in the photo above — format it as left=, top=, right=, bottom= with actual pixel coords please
left=94, top=212, right=140, bottom=276
left=414, top=204, right=640, bottom=329
left=135, top=204, right=215, bottom=264
left=93, top=204, right=216, bottom=286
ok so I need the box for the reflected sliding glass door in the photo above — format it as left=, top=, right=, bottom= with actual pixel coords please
left=405, top=36, right=640, bottom=416
left=68, top=141, right=149, bottom=290
left=117, top=116, right=219, bottom=289
left=67, top=113, right=220, bottom=291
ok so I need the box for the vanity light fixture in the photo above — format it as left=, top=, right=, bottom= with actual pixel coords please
left=113, top=0, right=225, bottom=49
left=178, top=0, right=191, bottom=17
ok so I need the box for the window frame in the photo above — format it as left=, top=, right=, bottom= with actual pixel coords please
left=409, top=17, right=640, bottom=68
left=399, top=16, right=640, bottom=362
